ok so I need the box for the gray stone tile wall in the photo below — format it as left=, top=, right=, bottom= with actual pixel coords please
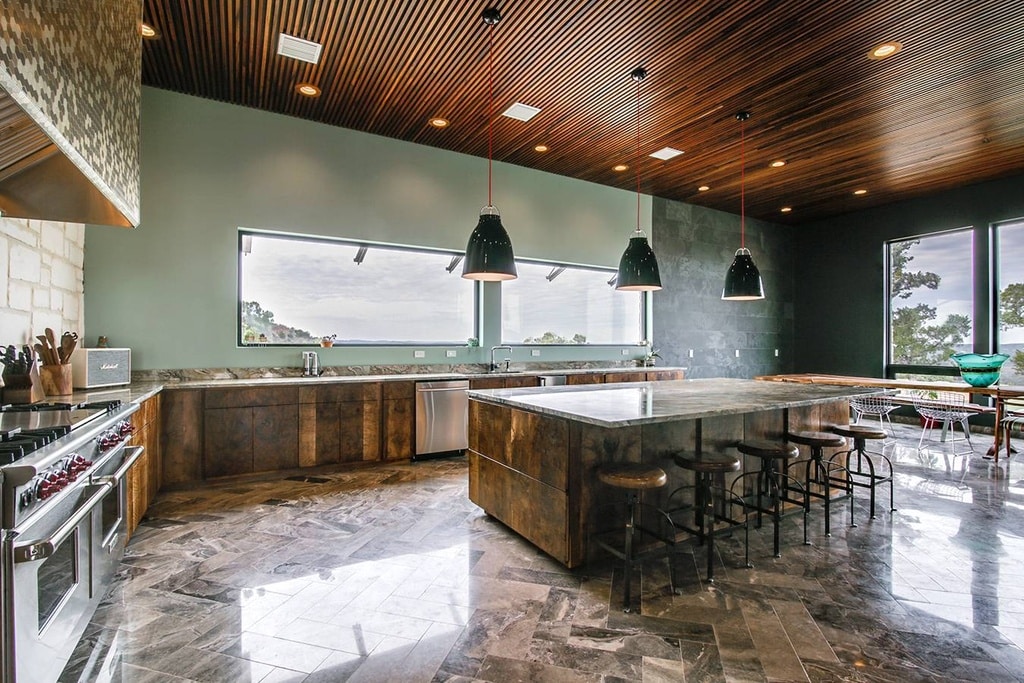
left=652, top=197, right=795, bottom=379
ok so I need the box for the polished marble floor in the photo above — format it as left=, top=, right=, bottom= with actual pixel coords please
left=61, top=422, right=1024, bottom=682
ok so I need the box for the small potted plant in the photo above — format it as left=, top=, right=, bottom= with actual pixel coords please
left=638, top=348, right=660, bottom=367
left=320, top=334, right=337, bottom=348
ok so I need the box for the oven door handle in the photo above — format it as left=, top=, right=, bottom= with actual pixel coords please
left=93, top=445, right=145, bottom=487
left=12, top=484, right=112, bottom=563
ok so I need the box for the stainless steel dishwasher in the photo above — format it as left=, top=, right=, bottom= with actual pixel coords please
left=415, top=379, right=470, bottom=460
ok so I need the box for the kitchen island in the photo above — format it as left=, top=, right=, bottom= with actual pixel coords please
left=466, top=378, right=881, bottom=567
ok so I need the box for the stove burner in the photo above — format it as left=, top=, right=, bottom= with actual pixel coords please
left=0, top=402, right=81, bottom=413
left=82, top=400, right=122, bottom=413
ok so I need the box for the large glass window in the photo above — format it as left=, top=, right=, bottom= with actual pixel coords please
left=997, top=220, right=1024, bottom=384
left=887, top=230, right=974, bottom=367
left=239, top=231, right=475, bottom=345
left=501, top=260, right=643, bottom=345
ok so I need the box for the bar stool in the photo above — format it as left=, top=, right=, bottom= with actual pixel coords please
left=831, top=424, right=894, bottom=521
left=592, top=462, right=672, bottom=611
left=666, top=452, right=749, bottom=582
left=785, top=431, right=854, bottom=536
left=733, top=440, right=807, bottom=557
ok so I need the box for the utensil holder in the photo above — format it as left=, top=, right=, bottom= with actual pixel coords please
left=39, top=364, right=73, bottom=396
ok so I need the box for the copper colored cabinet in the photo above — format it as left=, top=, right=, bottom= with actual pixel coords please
left=127, top=394, right=162, bottom=537
left=382, top=381, right=415, bottom=460
left=203, top=387, right=299, bottom=478
left=306, top=383, right=382, bottom=465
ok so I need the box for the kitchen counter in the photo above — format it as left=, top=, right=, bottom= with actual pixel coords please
left=466, top=377, right=875, bottom=567
left=133, top=365, right=684, bottom=390
left=467, top=378, right=880, bottom=427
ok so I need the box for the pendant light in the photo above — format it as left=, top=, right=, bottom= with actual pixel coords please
left=462, top=7, right=517, bottom=281
left=615, top=67, right=662, bottom=292
left=722, top=111, right=765, bottom=300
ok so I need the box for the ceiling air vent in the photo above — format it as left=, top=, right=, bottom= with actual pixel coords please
left=501, top=102, right=541, bottom=122
left=277, top=33, right=322, bottom=65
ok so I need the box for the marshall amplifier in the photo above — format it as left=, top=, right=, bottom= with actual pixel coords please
left=72, top=348, right=131, bottom=388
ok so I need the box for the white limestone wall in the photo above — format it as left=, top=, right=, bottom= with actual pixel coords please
left=0, top=216, right=85, bottom=346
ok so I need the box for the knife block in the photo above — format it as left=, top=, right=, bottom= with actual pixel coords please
left=1, top=368, right=46, bottom=404
left=39, top=364, right=73, bottom=397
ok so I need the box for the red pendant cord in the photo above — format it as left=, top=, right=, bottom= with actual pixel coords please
left=740, top=118, right=746, bottom=248
left=488, top=22, right=494, bottom=207
left=635, top=75, right=641, bottom=232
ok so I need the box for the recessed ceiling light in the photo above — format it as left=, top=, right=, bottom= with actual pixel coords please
left=649, top=147, right=684, bottom=161
left=277, top=33, right=323, bottom=65
left=429, top=117, right=449, bottom=128
left=698, top=185, right=710, bottom=192
left=140, top=22, right=158, bottom=38
left=534, top=144, right=549, bottom=152
left=868, top=41, right=903, bottom=60
left=295, top=83, right=321, bottom=97
left=612, top=164, right=629, bottom=172
left=501, top=102, right=541, bottom=122
left=770, top=159, right=786, bottom=168
left=780, top=207, right=792, bottom=213
left=854, top=189, right=868, bottom=195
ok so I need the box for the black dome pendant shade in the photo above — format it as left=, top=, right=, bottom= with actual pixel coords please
left=615, top=67, right=662, bottom=292
left=723, top=247, right=764, bottom=300
left=616, top=233, right=661, bottom=291
left=463, top=205, right=517, bottom=281
left=722, top=111, right=764, bottom=301
left=462, top=8, right=517, bottom=281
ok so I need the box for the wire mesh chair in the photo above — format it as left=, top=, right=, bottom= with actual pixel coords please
left=849, top=394, right=899, bottom=436
left=912, top=391, right=975, bottom=460
left=1001, top=399, right=1024, bottom=462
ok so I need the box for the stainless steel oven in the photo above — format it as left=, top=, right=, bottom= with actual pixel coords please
left=3, top=482, right=108, bottom=683
left=0, top=399, right=141, bottom=683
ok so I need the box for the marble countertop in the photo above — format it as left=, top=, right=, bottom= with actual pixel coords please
left=467, top=378, right=882, bottom=428
left=127, top=366, right=682, bottom=390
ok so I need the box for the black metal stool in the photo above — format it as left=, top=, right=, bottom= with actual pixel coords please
left=667, top=452, right=749, bottom=582
left=832, top=424, right=894, bottom=521
left=734, top=440, right=808, bottom=557
left=593, top=462, right=671, bottom=611
left=785, top=430, right=854, bottom=536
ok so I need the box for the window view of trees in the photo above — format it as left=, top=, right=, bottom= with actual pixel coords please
left=888, top=233, right=973, bottom=365
left=997, top=221, right=1024, bottom=382
left=889, top=222, right=1024, bottom=385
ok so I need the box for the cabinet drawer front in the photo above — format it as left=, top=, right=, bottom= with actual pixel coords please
left=315, top=382, right=381, bottom=403
left=206, top=386, right=299, bottom=409
left=382, top=381, right=415, bottom=400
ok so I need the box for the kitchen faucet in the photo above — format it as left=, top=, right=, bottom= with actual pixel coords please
left=490, top=345, right=513, bottom=372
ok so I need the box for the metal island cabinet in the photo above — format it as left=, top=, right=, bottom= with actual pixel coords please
left=466, top=378, right=881, bottom=568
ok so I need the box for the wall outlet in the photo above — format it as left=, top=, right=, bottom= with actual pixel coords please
left=531, top=349, right=541, bottom=357
left=688, top=349, right=694, bottom=358
left=774, top=349, right=779, bottom=357
left=446, top=350, right=457, bottom=358
left=735, top=349, right=740, bottom=358
left=414, top=350, right=425, bottom=358
left=621, top=349, right=630, bottom=355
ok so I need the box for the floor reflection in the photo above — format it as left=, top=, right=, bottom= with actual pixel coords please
left=59, top=423, right=1024, bottom=682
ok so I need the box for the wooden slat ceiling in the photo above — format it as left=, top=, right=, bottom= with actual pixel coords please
left=140, top=0, right=1024, bottom=225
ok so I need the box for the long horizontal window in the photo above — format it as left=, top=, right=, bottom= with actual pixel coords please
left=501, top=260, right=643, bottom=345
left=238, top=231, right=475, bottom=345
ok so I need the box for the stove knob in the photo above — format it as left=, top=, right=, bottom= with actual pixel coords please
left=20, top=489, right=36, bottom=509
left=118, top=421, right=134, bottom=437
left=37, top=475, right=59, bottom=500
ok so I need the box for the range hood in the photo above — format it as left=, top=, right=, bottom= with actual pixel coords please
left=0, top=88, right=135, bottom=228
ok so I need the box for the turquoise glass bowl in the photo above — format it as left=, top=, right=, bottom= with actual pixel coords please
left=950, top=353, right=1010, bottom=387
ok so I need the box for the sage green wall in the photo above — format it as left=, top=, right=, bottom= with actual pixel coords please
left=85, top=88, right=652, bottom=370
